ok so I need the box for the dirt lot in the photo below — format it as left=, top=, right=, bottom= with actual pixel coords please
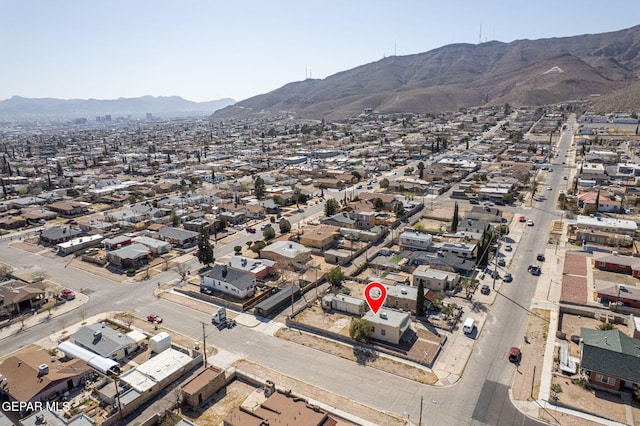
left=180, top=380, right=256, bottom=426
left=276, top=324, right=439, bottom=385
left=231, top=359, right=406, bottom=426
left=511, top=309, right=549, bottom=401
left=557, top=312, right=612, bottom=358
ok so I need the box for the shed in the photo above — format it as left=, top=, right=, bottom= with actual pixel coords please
left=150, top=332, right=171, bottom=353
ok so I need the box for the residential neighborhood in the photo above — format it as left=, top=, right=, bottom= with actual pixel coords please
left=0, top=102, right=639, bottom=426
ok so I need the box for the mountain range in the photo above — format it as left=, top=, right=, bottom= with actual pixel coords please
left=212, top=25, right=640, bottom=121
left=0, top=95, right=235, bottom=122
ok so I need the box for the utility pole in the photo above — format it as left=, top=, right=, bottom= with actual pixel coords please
left=492, top=228, right=501, bottom=290
left=419, top=395, right=423, bottom=426
left=201, top=322, right=207, bottom=367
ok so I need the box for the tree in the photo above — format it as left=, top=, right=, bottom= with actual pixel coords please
left=174, top=263, right=189, bottom=282
left=351, top=170, right=361, bottom=181
left=416, top=279, right=425, bottom=317
left=234, top=245, right=242, bottom=254
left=417, top=161, right=425, bottom=179
left=597, top=322, right=615, bottom=330
left=414, top=223, right=426, bottom=232
left=349, top=318, right=373, bottom=343
left=461, top=278, right=479, bottom=299
left=279, top=219, right=291, bottom=234
left=263, top=226, right=276, bottom=240
left=595, top=189, right=600, bottom=211
left=372, top=198, right=384, bottom=211
left=441, top=303, right=457, bottom=319
left=254, top=176, right=266, bottom=200
left=171, top=210, right=180, bottom=227
left=379, top=178, right=390, bottom=189
left=432, top=291, right=445, bottom=310
left=452, top=202, right=459, bottom=232
left=326, top=267, right=346, bottom=287
left=197, top=226, right=215, bottom=266
left=0, top=265, right=13, bottom=281
left=56, top=161, right=63, bottom=177
left=324, top=198, right=340, bottom=216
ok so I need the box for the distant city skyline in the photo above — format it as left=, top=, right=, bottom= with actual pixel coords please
left=2, top=1, right=639, bottom=103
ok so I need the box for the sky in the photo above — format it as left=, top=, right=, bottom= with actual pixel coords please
left=1, top=1, right=640, bottom=103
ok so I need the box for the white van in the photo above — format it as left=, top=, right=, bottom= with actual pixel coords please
left=463, top=318, right=475, bottom=334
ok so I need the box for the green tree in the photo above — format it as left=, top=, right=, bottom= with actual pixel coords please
left=279, top=219, right=291, bottom=234
left=234, top=245, right=242, bottom=254
left=197, top=226, right=215, bottom=266
left=171, top=210, right=181, bottom=227
left=416, top=279, right=425, bottom=317
left=373, top=198, right=384, bottom=211
left=452, top=202, right=459, bottom=232
left=326, top=267, right=346, bottom=287
left=324, top=198, right=340, bottom=216
left=351, top=170, right=361, bottom=181
left=417, top=161, right=425, bottom=179
left=349, top=318, right=373, bottom=343
left=432, top=291, right=445, bottom=310
left=414, top=223, right=426, bottom=232
left=56, top=161, right=63, bottom=177
left=595, top=189, right=600, bottom=211
left=254, top=176, right=266, bottom=200
left=597, top=322, right=615, bottom=330
left=379, top=178, right=390, bottom=189
left=263, top=226, right=276, bottom=240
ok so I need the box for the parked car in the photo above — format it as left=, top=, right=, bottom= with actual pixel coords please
left=508, top=347, right=521, bottom=363
left=498, top=258, right=506, bottom=267
left=527, top=219, right=534, bottom=226
left=504, top=273, right=513, bottom=282
left=505, top=245, right=513, bottom=252
left=536, top=253, right=546, bottom=262
left=469, top=199, right=479, bottom=204
left=245, top=226, right=256, bottom=233
left=480, top=285, right=490, bottom=295
left=260, top=223, right=271, bottom=230
left=519, top=216, right=526, bottom=223
left=147, top=314, right=163, bottom=324
left=61, top=289, right=75, bottom=300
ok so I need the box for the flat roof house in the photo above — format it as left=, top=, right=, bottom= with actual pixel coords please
left=363, top=307, right=411, bottom=345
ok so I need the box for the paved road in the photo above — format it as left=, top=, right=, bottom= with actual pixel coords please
left=0, top=118, right=575, bottom=424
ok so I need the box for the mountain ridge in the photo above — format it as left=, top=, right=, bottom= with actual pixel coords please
left=212, top=25, right=640, bottom=120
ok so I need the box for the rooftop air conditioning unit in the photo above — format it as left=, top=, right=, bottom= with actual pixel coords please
left=38, top=364, right=49, bottom=375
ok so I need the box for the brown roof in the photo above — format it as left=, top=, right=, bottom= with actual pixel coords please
left=0, top=349, right=90, bottom=402
left=301, top=225, right=339, bottom=243
left=0, top=281, right=45, bottom=306
left=182, top=366, right=223, bottom=395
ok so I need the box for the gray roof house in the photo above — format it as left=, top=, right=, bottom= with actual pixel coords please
left=39, top=226, right=83, bottom=245
left=70, top=323, right=139, bottom=361
left=158, top=226, right=199, bottom=247
left=580, top=327, right=640, bottom=392
left=200, top=264, right=256, bottom=299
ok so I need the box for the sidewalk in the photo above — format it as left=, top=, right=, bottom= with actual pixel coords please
left=0, top=292, right=89, bottom=343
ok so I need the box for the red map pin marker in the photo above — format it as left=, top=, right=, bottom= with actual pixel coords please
left=364, top=282, right=387, bottom=315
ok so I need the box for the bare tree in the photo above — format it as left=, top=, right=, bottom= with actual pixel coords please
left=78, top=306, right=88, bottom=322
left=174, top=263, right=189, bottom=283
left=0, top=264, right=13, bottom=281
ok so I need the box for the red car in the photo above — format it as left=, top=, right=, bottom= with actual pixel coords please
left=61, top=289, right=75, bottom=300
left=147, top=314, right=163, bottom=324
left=508, top=347, right=521, bottom=363
left=519, top=216, right=526, bottom=223
left=245, top=226, right=256, bottom=233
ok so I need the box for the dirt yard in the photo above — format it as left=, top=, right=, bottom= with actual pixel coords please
left=180, top=380, right=256, bottom=426
left=231, top=359, right=406, bottom=426
left=275, top=326, right=438, bottom=385
left=511, top=308, right=549, bottom=401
